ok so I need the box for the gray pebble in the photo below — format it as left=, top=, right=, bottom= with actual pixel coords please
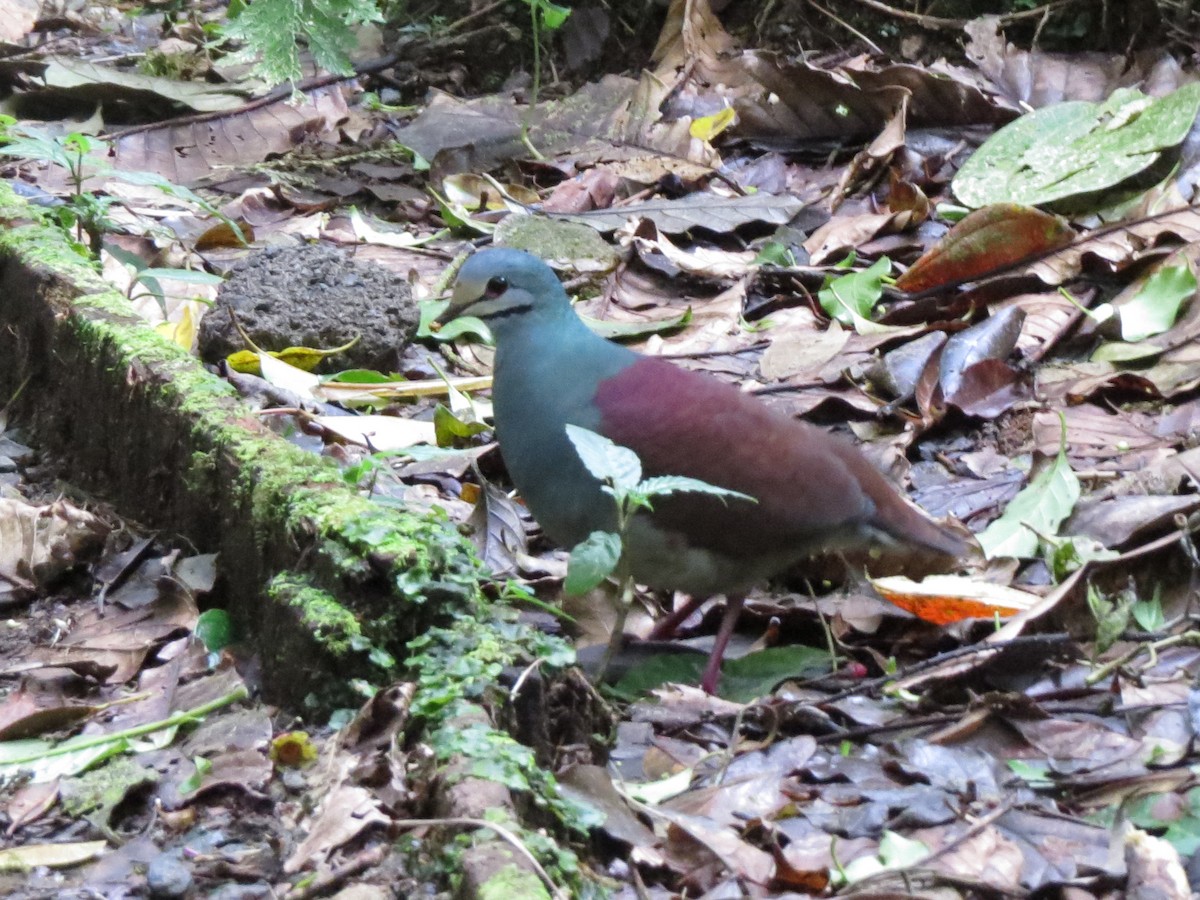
left=146, top=852, right=193, bottom=898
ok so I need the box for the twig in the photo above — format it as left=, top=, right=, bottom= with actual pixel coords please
left=1, top=685, right=250, bottom=766
left=1086, top=631, right=1200, bottom=685
left=833, top=0, right=1087, bottom=30
left=807, top=0, right=883, bottom=53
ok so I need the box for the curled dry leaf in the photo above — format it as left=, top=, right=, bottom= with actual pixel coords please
left=0, top=498, right=109, bottom=591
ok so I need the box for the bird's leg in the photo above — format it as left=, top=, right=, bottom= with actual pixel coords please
left=699, top=594, right=746, bottom=695
left=646, top=594, right=707, bottom=640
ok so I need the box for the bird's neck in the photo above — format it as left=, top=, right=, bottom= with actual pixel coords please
left=493, top=307, right=631, bottom=382
left=491, top=307, right=635, bottom=430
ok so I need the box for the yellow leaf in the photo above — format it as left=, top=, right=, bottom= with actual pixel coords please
left=226, top=350, right=261, bottom=374
left=689, top=107, right=736, bottom=142
left=274, top=347, right=328, bottom=372
left=155, top=302, right=198, bottom=350
left=224, top=335, right=361, bottom=376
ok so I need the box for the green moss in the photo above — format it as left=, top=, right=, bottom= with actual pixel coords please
left=269, top=572, right=360, bottom=655
left=493, top=215, right=619, bottom=275
left=60, top=757, right=155, bottom=818
left=477, top=862, right=551, bottom=900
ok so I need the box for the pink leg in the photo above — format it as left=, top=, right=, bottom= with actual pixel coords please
left=647, top=594, right=707, bottom=640
left=699, top=594, right=745, bottom=695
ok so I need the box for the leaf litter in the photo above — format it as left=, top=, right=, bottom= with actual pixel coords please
left=3, top=0, right=1200, bottom=896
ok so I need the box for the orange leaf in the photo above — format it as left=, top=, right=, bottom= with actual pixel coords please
left=870, top=574, right=1040, bottom=625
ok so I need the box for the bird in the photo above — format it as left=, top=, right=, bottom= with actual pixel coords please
left=439, top=247, right=966, bottom=694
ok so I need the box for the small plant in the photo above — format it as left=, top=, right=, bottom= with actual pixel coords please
left=0, top=124, right=115, bottom=253
left=562, top=425, right=752, bottom=680
left=224, top=0, right=382, bottom=86
left=518, top=0, right=570, bottom=158
left=0, top=122, right=234, bottom=316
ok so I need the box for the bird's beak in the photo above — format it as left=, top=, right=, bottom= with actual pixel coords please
left=431, top=280, right=486, bottom=329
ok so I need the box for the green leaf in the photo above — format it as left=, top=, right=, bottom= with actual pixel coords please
left=564, top=530, right=621, bottom=595
left=418, top=298, right=492, bottom=342
left=818, top=257, right=890, bottom=327
left=838, top=830, right=930, bottom=886
left=1117, top=264, right=1197, bottom=342
left=953, top=83, right=1200, bottom=210
left=321, top=369, right=394, bottom=384
left=179, top=755, right=213, bottom=794
left=977, top=429, right=1080, bottom=559
left=582, top=308, right=692, bottom=341
left=1090, top=340, right=1164, bottom=363
left=565, top=425, right=641, bottom=494
left=613, top=652, right=707, bottom=698
left=135, top=267, right=225, bottom=286
left=523, top=0, right=571, bottom=29
left=1088, top=583, right=1134, bottom=654
left=636, top=474, right=755, bottom=504
left=1132, top=585, right=1166, bottom=633
left=752, top=241, right=795, bottom=267
left=718, top=645, right=830, bottom=702
left=1007, top=758, right=1053, bottom=787
left=433, top=404, right=488, bottom=447
left=195, top=609, right=234, bottom=652
left=1125, top=787, right=1200, bottom=857
left=226, top=0, right=380, bottom=86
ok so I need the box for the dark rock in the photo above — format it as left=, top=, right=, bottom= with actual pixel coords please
left=198, top=244, right=419, bottom=372
left=146, top=852, right=193, bottom=898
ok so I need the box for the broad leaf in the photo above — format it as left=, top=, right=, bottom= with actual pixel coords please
left=565, top=425, right=641, bottom=494
left=564, top=530, right=621, bottom=596
left=1117, top=264, right=1196, bottom=342
left=818, top=257, right=890, bottom=327
left=953, top=83, right=1200, bottom=210
left=637, top=475, right=754, bottom=504
left=977, top=441, right=1080, bottom=559
left=719, top=646, right=829, bottom=702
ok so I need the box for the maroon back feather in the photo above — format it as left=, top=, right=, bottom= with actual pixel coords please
left=595, top=357, right=963, bottom=560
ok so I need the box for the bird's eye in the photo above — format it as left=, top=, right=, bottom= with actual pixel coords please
left=484, top=276, right=508, bottom=298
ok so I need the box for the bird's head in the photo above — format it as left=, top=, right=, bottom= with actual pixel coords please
left=437, top=248, right=572, bottom=337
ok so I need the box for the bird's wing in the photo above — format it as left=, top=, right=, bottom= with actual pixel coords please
left=593, top=357, right=882, bottom=559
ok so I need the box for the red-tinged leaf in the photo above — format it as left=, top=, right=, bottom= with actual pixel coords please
left=870, top=574, right=1040, bottom=625
left=895, top=204, right=1074, bottom=293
